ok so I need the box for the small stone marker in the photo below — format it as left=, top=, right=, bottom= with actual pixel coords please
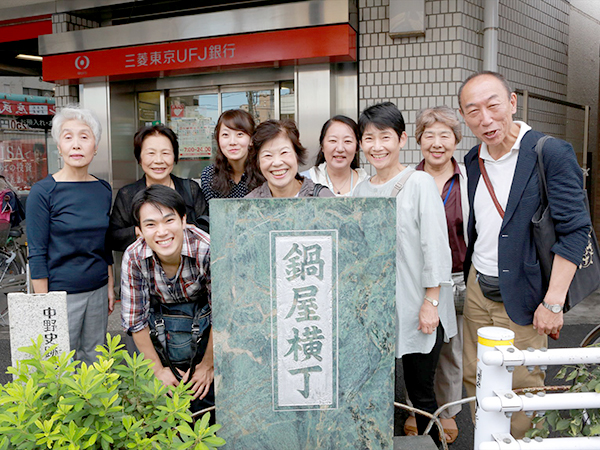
left=8, top=291, right=70, bottom=365
left=211, top=197, right=397, bottom=449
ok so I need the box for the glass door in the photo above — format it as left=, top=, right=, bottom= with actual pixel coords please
left=164, top=82, right=293, bottom=179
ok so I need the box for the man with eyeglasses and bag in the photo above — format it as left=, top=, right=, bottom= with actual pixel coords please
left=459, top=71, right=592, bottom=438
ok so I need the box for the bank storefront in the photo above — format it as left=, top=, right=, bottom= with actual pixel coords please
left=40, top=1, right=358, bottom=191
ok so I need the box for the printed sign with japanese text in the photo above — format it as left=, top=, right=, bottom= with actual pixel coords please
left=43, top=25, right=356, bottom=81
left=0, top=100, right=55, bottom=116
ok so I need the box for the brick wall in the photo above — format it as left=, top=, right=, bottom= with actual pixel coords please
left=499, top=0, right=570, bottom=140
left=358, top=0, right=599, bottom=230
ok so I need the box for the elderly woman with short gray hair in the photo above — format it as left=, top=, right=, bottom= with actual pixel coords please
left=27, top=105, right=114, bottom=366
left=403, top=105, right=468, bottom=443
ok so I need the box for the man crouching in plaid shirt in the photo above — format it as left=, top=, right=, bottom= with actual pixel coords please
left=120, top=184, right=213, bottom=412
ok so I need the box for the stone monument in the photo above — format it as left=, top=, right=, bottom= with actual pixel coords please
left=8, top=291, right=70, bottom=365
left=211, top=197, right=397, bottom=449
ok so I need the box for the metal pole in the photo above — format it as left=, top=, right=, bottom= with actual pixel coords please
left=475, top=327, right=514, bottom=450
left=482, top=346, right=600, bottom=368
left=480, top=435, right=600, bottom=449
left=522, top=90, right=529, bottom=124
left=583, top=105, right=590, bottom=189
left=481, top=391, right=600, bottom=413
left=483, top=0, right=499, bottom=71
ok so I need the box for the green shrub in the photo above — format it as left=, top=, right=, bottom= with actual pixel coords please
left=527, top=363, right=600, bottom=438
left=0, top=334, right=225, bottom=450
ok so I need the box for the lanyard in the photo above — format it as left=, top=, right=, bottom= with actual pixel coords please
left=443, top=177, right=455, bottom=206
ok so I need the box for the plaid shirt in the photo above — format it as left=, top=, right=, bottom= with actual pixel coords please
left=121, top=225, right=211, bottom=333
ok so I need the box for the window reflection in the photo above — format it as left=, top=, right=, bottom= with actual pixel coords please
left=222, top=90, right=274, bottom=125
left=164, top=81, right=293, bottom=179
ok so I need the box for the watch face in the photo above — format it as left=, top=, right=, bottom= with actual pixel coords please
left=545, top=302, right=562, bottom=313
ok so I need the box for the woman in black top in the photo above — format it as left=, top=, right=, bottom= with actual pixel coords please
left=108, top=124, right=209, bottom=252
left=200, top=109, right=263, bottom=202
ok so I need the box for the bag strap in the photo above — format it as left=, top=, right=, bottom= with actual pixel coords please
left=313, top=183, right=325, bottom=197
left=390, top=167, right=416, bottom=197
left=148, top=299, right=183, bottom=380
left=188, top=324, right=212, bottom=379
left=534, top=136, right=554, bottom=208
left=478, top=145, right=505, bottom=219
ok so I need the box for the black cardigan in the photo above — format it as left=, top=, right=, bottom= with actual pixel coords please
left=107, top=175, right=209, bottom=252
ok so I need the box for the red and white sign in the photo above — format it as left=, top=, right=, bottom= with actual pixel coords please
left=43, top=24, right=356, bottom=82
left=0, top=140, right=48, bottom=192
left=0, top=100, right=56, bottom=116
left=170, top=103, right=185, bottom=118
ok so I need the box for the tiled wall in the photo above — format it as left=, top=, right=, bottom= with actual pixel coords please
left=358, top=0, right=571, bottom=171
left=359, top=0, right=483, bottom=172
left=499, top=0, right=570, bottom=140
left=52, top=13, right=99, bottom=33
left=52, top=14, right=100, bottom=107
left=498, top=0, right=569, bottom=98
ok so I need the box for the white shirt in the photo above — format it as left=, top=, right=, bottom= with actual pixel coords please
left=303, top=163, right=369, bottom=197
left=472, top=121, right=532, bottom=276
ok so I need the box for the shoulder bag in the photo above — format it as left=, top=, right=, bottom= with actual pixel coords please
left=531, top=136, right=600, bottom=312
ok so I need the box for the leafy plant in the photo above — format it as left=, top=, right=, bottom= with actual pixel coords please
left=527, top=362, right=600, bottom=438
left=0, top=334, right=225, bottom=450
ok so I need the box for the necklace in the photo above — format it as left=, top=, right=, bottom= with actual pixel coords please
left=326, top=169, right=354, bottom=195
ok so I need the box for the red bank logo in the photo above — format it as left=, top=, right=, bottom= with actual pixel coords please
left=74, top=56, right=90, bottom=70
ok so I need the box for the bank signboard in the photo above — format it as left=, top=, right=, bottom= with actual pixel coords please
left=43, top=25, right=356, bottom=82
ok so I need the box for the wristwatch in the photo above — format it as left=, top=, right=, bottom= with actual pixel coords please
left=542, top=301, right=563, bottom=314
left=424, top=295, right=439, bottom=307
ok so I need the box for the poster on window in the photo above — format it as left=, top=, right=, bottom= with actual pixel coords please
left=170, top=116, right=213, bottom=159
left=0, top=139, right=48, bottom=192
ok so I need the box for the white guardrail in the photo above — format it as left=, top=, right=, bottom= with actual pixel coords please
left=475, top=326, right=600, bottom=449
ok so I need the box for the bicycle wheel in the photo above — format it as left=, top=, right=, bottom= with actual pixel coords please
left=581, top=324, right=600, bottom=347
left=0, top=257, right=26, bottom=290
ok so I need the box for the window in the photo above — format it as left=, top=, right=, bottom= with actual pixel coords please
left=162, top=81, right=294, bottom=178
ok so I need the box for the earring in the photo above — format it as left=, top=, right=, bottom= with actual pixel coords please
left=94, top=151, right=97, bottom=155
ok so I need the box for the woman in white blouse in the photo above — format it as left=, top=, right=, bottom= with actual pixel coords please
left=304, top=116, right=368, bottom=196
left=353, top=102, right=455, bottom=447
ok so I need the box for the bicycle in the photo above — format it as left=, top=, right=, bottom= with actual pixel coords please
left=0, top=225, right=28, bottom=326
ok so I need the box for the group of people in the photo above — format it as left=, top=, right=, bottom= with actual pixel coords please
left=25, top=70, right=591, bottom=445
